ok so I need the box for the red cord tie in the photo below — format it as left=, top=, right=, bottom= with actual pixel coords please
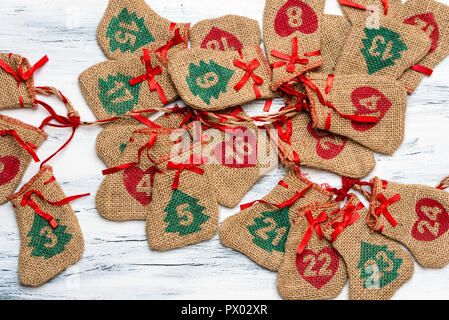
left=374, top=193, right=400, bottom=230
left=0, top=55, right=48, bottom=87
left=166, top=157, right=205, bottom=190
left=330, top=202, right=362, bottom=243
left=156, top=28, right=184, bottom=59
left=20, top=189, right=89, bottom=229
left=339, top=0, right=389, bottom=15
left=102, top=133, right=159, bottom=176
left=271, top=37, right=310, bottom=73
left=240, top=184, right=313, bottom=211
left=299, top=75, right=378, bottom=125
left=410, top=64, right=433, bottom=76
left=233, top=58, right=264, bottom=99
left=130, top=49, right=168, bottom=105
left=0, top=130, right=40, bottom=162
left=296, top=210, right=328, bottom=255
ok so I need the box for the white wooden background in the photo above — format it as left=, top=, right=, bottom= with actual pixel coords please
left=1, top=0, right=449, bottom=300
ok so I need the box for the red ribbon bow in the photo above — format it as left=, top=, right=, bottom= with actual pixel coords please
left=374, top=193, right=400, bottom=230
left=233, top=58, right=264, bottom=99
left=273, top=116, right=293, bottom=145
left=0, top=129, right=40, bottom=162
left=103, top=132, right=160, bottom=176
left=130, top=49, right=168, bottom=105
left=21, top=189, right=89, bottom=229
left=330, top=202, right=362, bottom=243
left=296, top=210, right=328, bottom=255
left=271, top=37, right=309, bottom=73
left=166, top=156, right=205, bottom=190
left=0, top=55, right=48, bottom=87
left=156, top=28, right=184, bottom=59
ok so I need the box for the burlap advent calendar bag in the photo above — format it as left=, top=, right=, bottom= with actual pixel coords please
left=339, top=0, right=403, bottom=25
left=168, top=47, right=274, bottom=111
left=335, top=16, right=431, bottom=80
left=8, top=166, right=84, bottom=287
left=190, top=15, right=261, bottom=51
left=96, top=111, right=190, bottom=168
left=368, top=177, right=449, bottom=268
left=190, top=108, right=277, bottom=208
left=0, top=115, right=47, bottom=205
left=277, top=201, right=348, bottom=300
left=399, top=0, right=449, bottom=93
left=97, top=0, right=189, bottom=60
left=322, top=195, right=414, bottom=300
left=263, top=0, right=325, bottom=89
left=139, top=128, right=219, bottom=251
left=266, top=112, right=376, bottom=178
left=304, top=73, right=407, bottom=155
left=0, top=53, right=42, bottom=110
left=79, top=49, right=178, bottom=121
left=220, top=168, right=333, bottom=271
left=96, top=126, right=177, bottom=222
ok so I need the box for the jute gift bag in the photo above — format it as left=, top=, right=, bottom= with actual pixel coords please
left=339, top=0, right=403, bottom=25
left=7, top=166, right=86, bottom=287
left=263, top=0, right=325, bottom=89
left=265, top=112, right=376, bottom=178
left=96, top=111, right=191, bottom=168
left=97, top=0, right=189, bottom=60
left=142, top=129, right=219, bottom=251
left=0, top=115, right=47, bottom=205
left=303, top=73, right=407, bottom=155
left=277, top=201, right=348, bottom=300
left=189, top=107, right=277, bottom=208
left=322, top=195, right=414, bottom=300
left=79, top=48, right=178, bottom=121
left=96, top=125, right=179, bottom=222
left=0, top=53, right=48, bottom=110
left=399, top=0, right=449, bottom=94
left=219, top=168, right=333, bottom=271
left=190, top=15, right=261, bottom=51
left=335, top=16, right=431, bottom=79
left=168, top=46, right=274, bottom=111
left=368, top=177, right=449, bottom=268
left=318, top=15, right=351, bottom=74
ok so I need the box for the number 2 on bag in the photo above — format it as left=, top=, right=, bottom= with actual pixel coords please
left=247, top=207, right=291, bottom=253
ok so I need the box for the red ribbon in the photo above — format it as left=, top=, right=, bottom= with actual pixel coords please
left=240, top=184, right=313, bottom=211
left=0, top=55, right=48, bottom=87
left=330, top=202, right=363, bottom=243
left=21, top=189, right=89, bottom=229
left=102, top=133, right=160, bottom=176
left=339, top=0, right=389, bottom=15
left=233, top=58, right=264, bottom=99
left=166, top=157, right=205, bottom=190
left=296, top=210, right=328, bottom=255
left=273, top=116, right=293, bottom=145
left=374, top=193, right=400, bottom=229
left=155, top=28, right=184, bottom=59
left=271, top=37, right=310, bottom=73
left=130, top=49, right=168, bottom=105
left=410, top=64, right=433, bottom=76
left=299, top=75, right=378, bottom=125
left=0, top=130, right=40, bottom=162
left=326, top=177, right=371, bottom=201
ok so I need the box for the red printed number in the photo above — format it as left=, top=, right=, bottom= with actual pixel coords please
left=296, top=247, right=340, bottom=290
left=274, top=0, right=318, bottom=37
left=412, top=198, right=449, bottom=242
